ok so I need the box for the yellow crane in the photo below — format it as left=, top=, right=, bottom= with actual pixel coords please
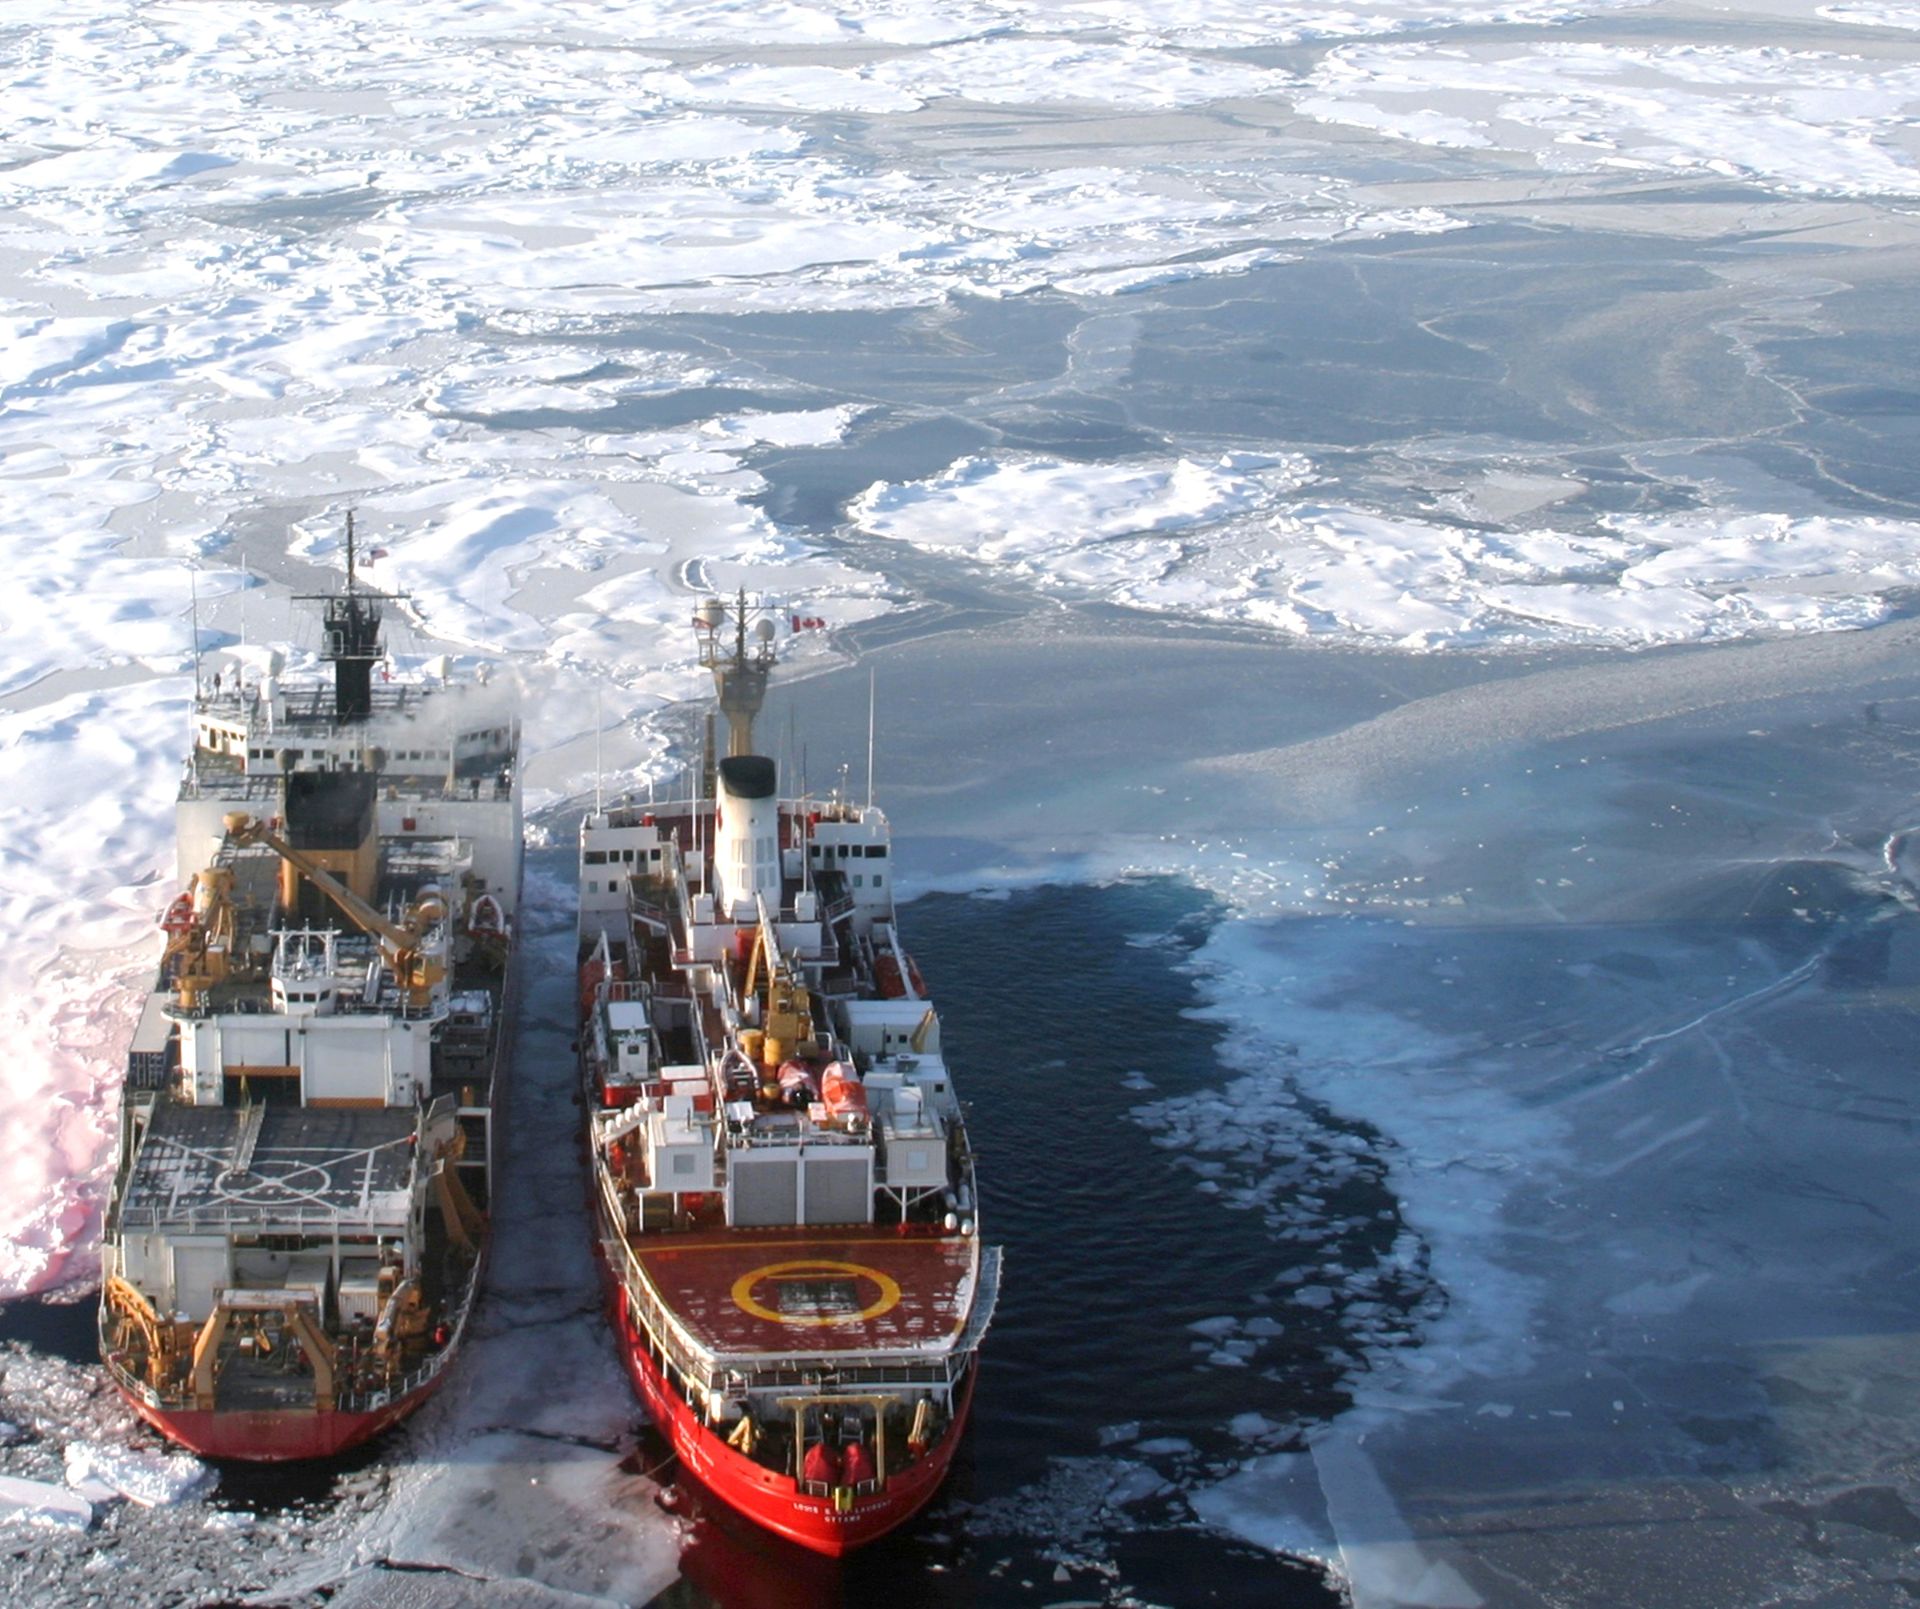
left=167, top=867, right=241, bottom=1011
left=221, top=812, right=447, bottom=1009
left=742, top=906, right=815, bottom=1069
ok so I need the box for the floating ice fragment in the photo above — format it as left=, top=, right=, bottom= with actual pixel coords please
left=1096, top=1421, right=1141, bottom=1447
left=1187, top=1315, right=1242, bottom=1338
left=1228, top=1411, right=1283, bottom=1442
left=0, top=1473, right=92, bottom=1531
left=64, top=1440, right=216, bottom=1508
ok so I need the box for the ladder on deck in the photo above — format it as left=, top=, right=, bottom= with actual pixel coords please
left=230, top=1103, right=266, bottom=1176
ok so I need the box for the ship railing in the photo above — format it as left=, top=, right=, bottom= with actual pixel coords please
left=604, top=1230, right=718, bottom=1393
left=336, top=1264, right=481, bottom=1414
left=99, top=1344, right=165, bottom=1411
left=114, top=1202, right=407, bottom=1233
left=796, top=1477, right=886, bottom=1500
left=178, top=769, right=284, bottom=803
left=951, top=1244, right=1002, bottom=1357
left=738, top=1360, right=957, bottom=1393
left=627, top=893, right=672, bottom=933
left=729, top=1120, right=869, bottom=1149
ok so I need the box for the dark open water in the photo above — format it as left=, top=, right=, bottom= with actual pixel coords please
left=653, top=879, right=1361, bottom=1608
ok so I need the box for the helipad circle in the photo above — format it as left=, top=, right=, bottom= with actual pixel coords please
left=730, top=1259, right=902, bottom=1327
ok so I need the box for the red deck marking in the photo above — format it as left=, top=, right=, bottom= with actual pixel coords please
left=632, top=1228, right=973, bottom=1357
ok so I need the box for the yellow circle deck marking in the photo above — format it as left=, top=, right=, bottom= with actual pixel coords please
left=732, top=1259, right=902, bottom=1327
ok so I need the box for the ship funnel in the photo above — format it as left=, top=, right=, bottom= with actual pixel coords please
left=715, top=755, right=779, bottom=920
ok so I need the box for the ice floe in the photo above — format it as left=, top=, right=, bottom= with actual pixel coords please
left=62, top=1443, right=214, bottom=1510
left=854, top=456, right=1920, bottom=649
left=1297, top=42, right=1920, bottom=196
left=0, top=1475, right=91, bottom=1533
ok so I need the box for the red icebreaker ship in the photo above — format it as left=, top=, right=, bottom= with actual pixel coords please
left=577, top=593, right=998, bottom=1554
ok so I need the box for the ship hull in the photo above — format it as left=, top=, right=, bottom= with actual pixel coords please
left=604, top=1274, right=973, bottom=1556
left=115, top=1385, right=430, bottom=1462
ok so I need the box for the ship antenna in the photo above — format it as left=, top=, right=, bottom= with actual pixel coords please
left=865, top=666, right=876, bottom=812
left=345, top=509, right=357, bottom=593
left=189, top=567, right=204, bottom=697
left=593, top=682, right=604, bottom=818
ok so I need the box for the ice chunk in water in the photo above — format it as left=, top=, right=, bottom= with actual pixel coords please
left=64, top=1441, right=215, bottom=1508
left=0, top=1473, right=92, bottom=1531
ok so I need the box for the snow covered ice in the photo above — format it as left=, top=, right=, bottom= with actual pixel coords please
left=5, top=0, right=1920, bottom=1602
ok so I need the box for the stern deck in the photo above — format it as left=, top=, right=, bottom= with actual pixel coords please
left=630, top=1228, right=975, bottom=1360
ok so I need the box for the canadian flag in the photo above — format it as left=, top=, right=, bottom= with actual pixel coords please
left=791, top=614, right=828, bottom=631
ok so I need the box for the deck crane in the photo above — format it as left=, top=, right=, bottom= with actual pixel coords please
left=220, top=811, right=447, bottom=1009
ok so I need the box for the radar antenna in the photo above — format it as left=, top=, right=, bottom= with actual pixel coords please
left=294, top=511, right=403, bottom=725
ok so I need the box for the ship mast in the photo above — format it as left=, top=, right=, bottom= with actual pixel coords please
left=295, top=512, right=395, bottom=725
left=694, top=590, right=777, bottom=759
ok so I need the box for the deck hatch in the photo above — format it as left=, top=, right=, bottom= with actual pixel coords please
left=776, top=1275, right=860, bottom=1318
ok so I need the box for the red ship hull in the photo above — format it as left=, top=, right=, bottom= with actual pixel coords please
left=607, top=1280, right=974, bottom=1556
left=114, top=1379, right=435, bottom=1462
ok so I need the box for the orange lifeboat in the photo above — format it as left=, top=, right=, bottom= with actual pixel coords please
left=161, top=892, right=194, bottom=937
left=821, top=1062, right=867, bottom=1120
